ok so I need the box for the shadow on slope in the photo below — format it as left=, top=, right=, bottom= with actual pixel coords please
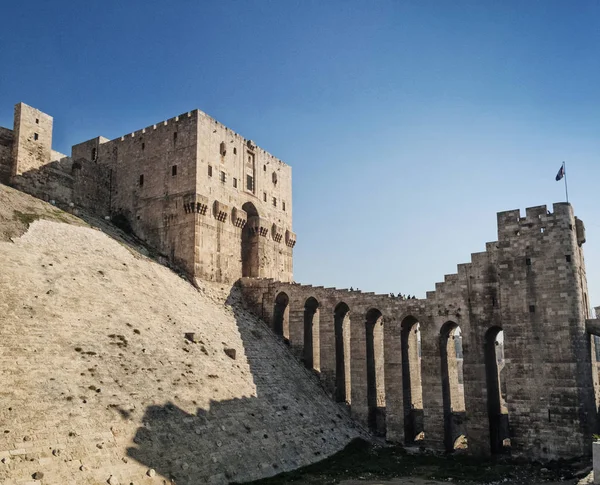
left=126, top=286, right=364, bottom=485
left=243, top=438, right=576, bottom=485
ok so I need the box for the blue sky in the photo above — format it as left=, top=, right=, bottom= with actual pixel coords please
left=1, top=0, right=599, bottom=306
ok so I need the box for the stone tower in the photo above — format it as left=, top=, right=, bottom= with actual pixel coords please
left=11, top=103, right=53, bottom=177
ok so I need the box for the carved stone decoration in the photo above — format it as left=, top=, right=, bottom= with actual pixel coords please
left=183, top=193, right=209, bottom=215
left=272, top=223, right=283, bottom=243
left=231, top=207, right=247, bottom=228
left=247, top=216, right=268, bottom=237
left=213, top=200, right=230, bottom=223
left=285, top=230, right=297, bottom=248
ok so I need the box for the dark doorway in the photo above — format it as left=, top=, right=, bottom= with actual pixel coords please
left=334, top=302, right=351, bottom=404
left=273, top=292, right=289, bottom=340
left=485, top=326, right=510, bottom=454
left=303, top=297, right=320, bottom=370
left=241, top=202, right=259, bottom=277
left=401, top=316, right=424, bottom=444
left=366, top=308, right=386, bottom=436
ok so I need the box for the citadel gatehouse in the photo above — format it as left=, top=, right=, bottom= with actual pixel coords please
left=0, top=102, right=295, bottom=284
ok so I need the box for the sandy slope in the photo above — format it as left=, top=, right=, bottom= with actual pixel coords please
left=0, top=186, right=362, bottom=485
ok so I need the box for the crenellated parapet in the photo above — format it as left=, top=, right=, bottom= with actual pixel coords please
left=496, top=203, right=579, bottom=243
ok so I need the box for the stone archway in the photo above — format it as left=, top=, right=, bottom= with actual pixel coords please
left=303, top=297, right=320, bottom=370
left=440, top=321, right=467, bottom=452
left=241, top=202, right=259, bottom=277
left=485, top=326, right=510, bottom=454
left=273, top=292, right=290, bottom=340
left=401, top=316, right=424, bottom=444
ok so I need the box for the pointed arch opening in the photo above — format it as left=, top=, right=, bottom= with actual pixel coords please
left=334, top=302, right=351, bottom=405
left=366, top=308, right=386, bottom=436
left=273, top=292, right=290, bottom=341
left=241, top=202, right=259, bottom=277
left=303, top=297, right=320, bottom=371
left=440, top=321, right=467, bottom=452
left=485, top=326, right=510, bottom=454
left=401, top=316, right=424, bottom=444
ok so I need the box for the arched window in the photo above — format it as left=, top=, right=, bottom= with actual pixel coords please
left=485, top=326, right=510, bottom=454
left=241, top=202, right=259, bottom=277
left=303, top=297, right=320, bottom=371
left=334, top=302, right=351, bottom=404
left=272, top=292, right=290, bottom=341
left=440, top=321, right=467, bottom=452
left=366, top=308, right=386, bottom=436
left=401, top=316, right=424, bottom=443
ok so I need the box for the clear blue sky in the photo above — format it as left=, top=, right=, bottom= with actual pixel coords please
left=1, top=0, right=599, bottom=307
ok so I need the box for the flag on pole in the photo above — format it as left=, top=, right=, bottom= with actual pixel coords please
left=555, top=164, right=565, bottom=181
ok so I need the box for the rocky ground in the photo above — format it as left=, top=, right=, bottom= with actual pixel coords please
left=245, top=439, right=594, bottom=485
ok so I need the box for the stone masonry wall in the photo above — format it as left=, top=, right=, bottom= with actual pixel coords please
left=240, top=203, right=598, bottom=461
left=195, top=111, right=293, bottom=283
left=70, top=108, right=295, bottom=283
left=0, top=126, right=13, bottom=184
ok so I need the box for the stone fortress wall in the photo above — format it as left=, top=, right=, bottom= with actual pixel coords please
left=240, top=202, right=599, bottom=461
left=2, top=100, right=599, bottom=467
left=0, top=102, right=295, bottom=284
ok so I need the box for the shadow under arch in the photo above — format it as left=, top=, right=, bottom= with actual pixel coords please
left=334, top=302, right=351, bottom=404
left=241, top=202, right=259, bottom=277
left=401, top=315, right=424, bottom=444
left=440, top=320, right=467, bottom=452
left=485, top=325, right=511, bottom=454
left=366, top=308, right=386, bottom=437
left=303, top=297, right=320, bottom=370
left=273, top=291, right=290, bottom=341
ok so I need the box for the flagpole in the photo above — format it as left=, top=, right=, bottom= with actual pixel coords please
left=563, top=161, right=569, bottom=203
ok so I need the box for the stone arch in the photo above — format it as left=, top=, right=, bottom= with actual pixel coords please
left=273, top=292, right=290, bottom=341
left=485, top=326, right=510, bottom=454
left=366, top=308, right=386, bottom=436
left=334, top=302, right=351, bottom=404
left=401, top=315, right=424, bottom=444
left=241, top=202, right=259, bottom=277
left=303, top=297, right=320, bottom=371
left=440, top=321, right=467, bottom=452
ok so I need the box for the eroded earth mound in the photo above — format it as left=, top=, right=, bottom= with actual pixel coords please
left=0, top=185, right=362, bottom=485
